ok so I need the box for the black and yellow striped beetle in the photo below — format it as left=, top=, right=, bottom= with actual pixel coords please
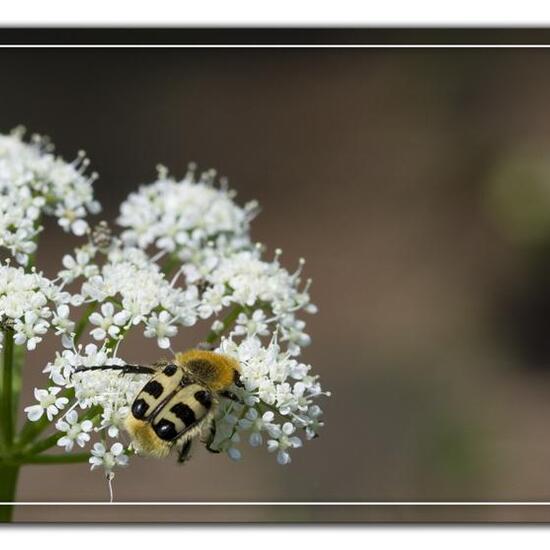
left=75, top=348, right=243, bottom=463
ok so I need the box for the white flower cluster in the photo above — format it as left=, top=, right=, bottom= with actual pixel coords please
left=206, top=249, right=316, bottom=353
left=32, top=239, right=204, bottom=460
left=0, top=128, right=100, bottom=265
left=213, top=335, right=326, bottom=465
left=0, top=262, right=74, bottom=351
left=17, top=159, right=327, bottom=477
left=117, top=165, right=258, bottom=265
left=118, top=169, right=327, bottom=465
left=202, top=249, right=325, bottom=465
left=71, top=242, right=201, bottom=347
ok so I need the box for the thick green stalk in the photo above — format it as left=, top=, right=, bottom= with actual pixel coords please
left=1, top=329, right=14, bottom=450
left=16, top=414, right=51, bottom=450
left=11, top=344, right=25, bottom=431
left=15, top=453, right=90, bottom=465
left=1, top=453, right=90, bottom=466
left=23, top=431, right=63, bottom=456
left=0, top=463, right=19, bottom=522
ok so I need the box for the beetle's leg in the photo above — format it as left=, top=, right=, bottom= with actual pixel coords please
left=219, top=390, right=241, bottom=402
left=204, top=423, right=220, bottom=454
left=177, top=438, right=193, bottom=463
left=233, top=372, right=245, bottom=388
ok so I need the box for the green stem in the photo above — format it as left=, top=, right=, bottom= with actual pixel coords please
left=107, top=296, right=123, bottom=308
left=17, top=296, right=101, bottom=449
left=24, top=406, right=102, bottom=456
left=1, top=329, right=14, bottom=450
left=25, top=214, right=42, bottom=273
left=24, top=432, right=63, bottom=456
left=0, top=463, right=19, bottom=522
left=74, top=301, right=97, bottom=343
left=16, top=299, right=99, bottom=449
left=16, top=415, right=50, bottom=450
left=258, top=400, right=290, bottom=422
left=16, top=388, right=76, bottom=449
left=161, top=254, right=181, bottom=277
left=5, top=453, right=90, bottom=465
left=11, top=344, right=25, bottom=433
left=206, top=305, right=244, bottom=344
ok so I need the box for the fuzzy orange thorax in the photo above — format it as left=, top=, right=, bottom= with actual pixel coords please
left=175, top=349, right=240, bottom=391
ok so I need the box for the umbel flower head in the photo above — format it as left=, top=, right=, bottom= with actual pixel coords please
left=0, top=261, right=74, bottom=351
left=2, top=132, right=328, bottom=484
left=0, top=127, right=100, bottom=265
left=118, top=164, right=259, bottom=263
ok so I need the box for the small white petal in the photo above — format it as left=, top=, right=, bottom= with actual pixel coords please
left=25, top=405, right=44, bottom=421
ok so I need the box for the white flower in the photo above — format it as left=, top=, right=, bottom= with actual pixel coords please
left=233, top=309, right=269, bottom=338
left=227, top=446, right=242, bottom=461
left=52, top=305, right=75, bottom=336
left=144, top=311, right=178, bottom=349
left=280, top=317, right=311, bottom=355
left=59, top=247, right=98, bottom=283
left=198, top=284, right=232, bottom=318
left=238, top=409, right=277, bottom=447
left=0, top=130, right=100, bottom=266
left=305, top=405, right=324, bottom=440
left=24, top=387, right=69, bottom=421
left=89, top=302, right=130, bottom=341
left=117, top=165, right=257, bottom=260
left=56, top=409, right=93, bottom=451
left=43, top=351, right=75, bottom=386
left=89, top=442, right=129, bottom=473
left=101, top=405, right=130, bottom=438
left=0, top=262, right=70, bottom=351
left=267, top=422, right=303, bottom=465
left=214, top=334, right=327, bottom=463
left=210, top=319, right=224, bottom=333
left=13, top=310, right=49, bottom=350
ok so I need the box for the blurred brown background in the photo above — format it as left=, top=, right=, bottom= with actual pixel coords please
left=4, top=46, right=550, bottom=521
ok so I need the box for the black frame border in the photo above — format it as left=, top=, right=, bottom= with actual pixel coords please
left=1, top=27, right=550, bottom=45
